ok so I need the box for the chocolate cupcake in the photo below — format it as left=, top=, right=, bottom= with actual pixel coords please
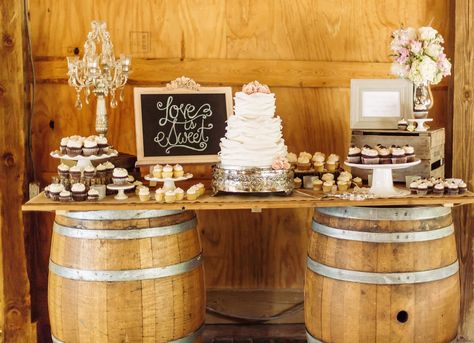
left=447, top=182, right=459, bottom=195
left=104, top=161, right=115, bottom=181
left=416, top=183, right=428, bottom=195
left=95, top=163, right=107, bottom=179
left=459, top=181, right=467, bottom=194
left=60, top=137, right=69, bottom=154
left=87, top=188, right=100, bottom=201
left=390, top=145, right=407, bottom=164
left=112, top=168, right=128, bottom=185
left=82, top=138, right=99, bottom=156
left=409, top=181, right=418, bottom=194
left=59, top=190, right=72, bottom=202
left=403, top=145, right=416, bottom=162
left=377, top=145, right=392, bottom=164
left=83, top=165, right=96, bottom=179
left=433, top=183, right=445, bottom=195
left=69, top=165, right=82, bottom=180
left=96, top=136, right=109, bottom=155
left=361, top=145, right=379, bottom=164
left=57, top=163, right=70, bottom=178
left=347, top=145, right=361, bottom=163
left=66, top=139, right=83, bottom=157
left=398, top=119, right=408, bottom=131
left=49, top=183, right=65, bottom=201
left=71, top=183, right=87, bottom=201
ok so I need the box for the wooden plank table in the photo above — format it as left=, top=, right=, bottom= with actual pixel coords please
left=22, top=189, right=474, bottom=212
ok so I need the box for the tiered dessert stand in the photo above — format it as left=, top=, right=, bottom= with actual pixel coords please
left=50, top=149, right=118, bottom=168
left=144, top=173, right=193, bottom=191
left=345, top=159, right=421, bottom=197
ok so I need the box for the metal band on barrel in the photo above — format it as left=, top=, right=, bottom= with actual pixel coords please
left=53, top=218, right=196, bottom=240
left=51, top=324, right=204, bottom=343
left=49, top=254, right=202, bottom=282
left=307, top=257, right=459, bottom=284
left=316, top=207, right=451, bottom=221
left=306, top=331, right=324, bottom=343
left=312, top=221, right=454, bottom=243
left=57, top=209, right=182, bottom=220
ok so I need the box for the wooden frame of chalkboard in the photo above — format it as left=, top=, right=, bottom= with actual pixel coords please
left=134, top=86, right=232, bottom=165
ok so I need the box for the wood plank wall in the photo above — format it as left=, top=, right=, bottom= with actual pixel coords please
left=28, top=0, right=454, bottom=341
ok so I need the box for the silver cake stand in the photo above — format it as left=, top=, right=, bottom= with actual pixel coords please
left=212, top=164, right=294, bottom=195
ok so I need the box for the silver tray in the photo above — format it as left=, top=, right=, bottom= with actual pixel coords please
left=212, top=164, right=294, bottom=195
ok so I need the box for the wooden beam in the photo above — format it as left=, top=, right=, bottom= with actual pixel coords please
left=453, top=0, right=474, bottom=340
left=0, top=0, right=35, bottom=341
left=33, top=57, right=450, bottom=89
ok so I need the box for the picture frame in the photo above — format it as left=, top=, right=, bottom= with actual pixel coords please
left=134, top=77, right=233, bottom=166
left=350, top=79, right=413, bottom=129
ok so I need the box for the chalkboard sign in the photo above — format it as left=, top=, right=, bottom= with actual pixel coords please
left=134, top=85, right=232, bottom=165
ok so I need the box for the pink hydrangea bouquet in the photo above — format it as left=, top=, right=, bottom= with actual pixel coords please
left=390, top=26, right=451, bottom=84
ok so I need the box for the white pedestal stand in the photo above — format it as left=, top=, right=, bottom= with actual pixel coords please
left=345, top=160, right=421, bottom=197
left=50, top=150, right=118, bottom=169
left=144, top=174, right=193, bottom=192
left=408, top=118, right=433, bottom=132
left=106, top=183, right=135, bottom=200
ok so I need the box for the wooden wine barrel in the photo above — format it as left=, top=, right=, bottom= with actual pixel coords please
left=305, top=206, right=460, bottom=343
left=49, top=210, right=205, bottom=343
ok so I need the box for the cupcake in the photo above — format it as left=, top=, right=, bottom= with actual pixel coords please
left=313, top=162, right=324, bottom=173
left=326, top=154, right=339, bottom=172
left=398, top=119, right=408, bottom=131
left=175, top=187, right=185, bottom=201
left=322, top=181, right=334, bottom=193
left=134, top=181, right=144, bottom=195
left=112, top=168, right=128, bottom=185
left=165, top=190, right=176, bottom=203
left=321, top=173, right=334, bottom=182
left=138, top=186, right=151, bottom=201
left=287, top=153, right=298, bottom=168
left=44, top=185, right=50, bottom=198
left=59, top=190, right=72, bottom=202
left=155, top=188, right=165, bottom=202
left=299, top=152, right=312, bottom=160
left=294, top=177, right=302, bottom=188
left=417, top=183, right=428, bottom=196
left=71, top=183, right=87, bottom=201
left=339, top=171, right=352, bottom=180
left=426, top=180, right=434, bottom=194
left=347, top=145, right=361, bottom=163
left=152, top=164, right=163, bottom=178
left=66, top=139, right=83, bottom=157
left=83, top=165, right=95, bottom=179
left=69, top=165, right=82, bottom=180
left=353, top=177, right=363, bottom=188
left=57, top=163, right=70, bottom=178
left=60, top=137, right=69, bottom=154
left=195, top=183, right=206, bottom=196
left=337, top=180, right=350, bottom=191
left=361, top=145, right=380, bottom=164
left=104, top=161, right=115, bottom=181
left=459, top=181, right=467, bottom=194
left=186, top=187, right=198, bottom=201
left=390, top=145, right=407, bottom=164
left=96, top=136, right=109, bottom=154
left=447, top=183, right=459, bottom=195
left=49, top=183, right=64, bottom=201
left=376, top=145, right=391, bottom=164
left=297, top=156, right=311, bottom=171
left=312, top=179, right=323, bottom=191
left=82, top=138, right=98, bottom=156
left=173, top=164, right=184, bottom=178
left=95, top=163, right=107, bottom=178
left=312, top=152, right=326, bottom=163
left=433, top=183, right=445, bottom=195
left=403, top=145, right=416, bottom=162
left=162, top=164, right=173, bottom=178
left=87, top=188, right=99, bottom=201
left=409, top=181, right=419, bottom=194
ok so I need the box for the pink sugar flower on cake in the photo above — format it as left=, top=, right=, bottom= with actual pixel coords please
left=272, top=156, right=291, bottom=170
left=242, top=80, right=271, bottom=95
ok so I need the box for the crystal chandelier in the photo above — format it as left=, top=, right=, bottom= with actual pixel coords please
left=67, top=20, right=131, bottom=136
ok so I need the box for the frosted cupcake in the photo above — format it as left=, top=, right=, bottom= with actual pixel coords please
left=321, top=173, right=334, bottom=182
left=60, top=137, right=69, bottom=154
left=391, top=145, right=407, bottom=164
left=361, top=145, right=379, bottom=164
left=377, top=145, right=391, bottom=164
left=162, top=164, right=173, bottom=178
left=287, top=153, right=298, bottom=168
left=95, top=163, right=107, bottom=178
left=173, top=164, right=184, bottom=178
left=353, top=177, right=363, bottom=188
left=403, top=145, right=416, bottom=162
left=186, top=187, right=198, bottom=201
left=83, top=138, right=99, bottom=156
left=433, top=183, right=445, bottom=195
left=297, top=156, right=311, bottom=171
left=138, top=186, right=151, bottom=201
left=155, top=188, right=165, bottom=202
left=294, top=177, right=302, bottom=188
left=104, top=161, right=115, bottom=180
left=69, top=165, right=82, bottom=179
left=66, top=139, right=83, bottom=157
left=398, top=119, right=408, bottom=131
left=312, top=179, right=323, bottom=191
left=49, top=183, right=64, bottom=201
left=57, top=163, right=70, bottom=178
left=312, top=152, right=326, bottom=163
left=313, top=162, right=324, bottom=173
left=337, top=180, right=350, bottom=191
left=459, top=181, right=467, bottom=194
left=112, top=168, right=128, bottom=185
left=326, top=154, right=339, bottom=172
left=299, top=152, right=312, bottom=160
left=83, top=165, right=95, bottom=179
left=447, top=182, right=459, bottom=195
left=322, top=181, right=333, bottom=193
left=59, top=190, right=72, bottom=202
left=417, top=183, right=428, bottom=196
left=175, top=187, right=185, bottom=201
left=347, top=145, right=361, bottom=163
left=71, top=183, right=87, bottom=201
left=409, top=181, right=418, bottom=194
left=152, top=164, right=163, bottom=178
left=96, top=136, right=109, bottom=154
left=87, top=188, right=99, bottom=201
left=195, top=183, right=206, bottom=196
left=165, top=190, right=176, bottom=203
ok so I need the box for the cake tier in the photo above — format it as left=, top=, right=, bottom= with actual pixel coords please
left=234, top=92, right=275, bottom=117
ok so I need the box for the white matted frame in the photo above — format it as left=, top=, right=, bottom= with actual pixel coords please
left=350, top=79, right=413, bottom=129
left=134, top=79, right=233, bottom=165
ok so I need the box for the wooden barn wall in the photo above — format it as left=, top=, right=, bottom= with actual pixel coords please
left=28, top=0, right=454, bottom=340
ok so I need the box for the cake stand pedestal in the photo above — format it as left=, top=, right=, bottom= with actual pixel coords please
left=106, top=183, right=135, bottom=200
left=345, top=160, right=421, bottom=197
left=50, top=149, right=118, bottom=169
left=144, top=174, right=193, bottom=192
left=408, top=118, right=433, bottom=132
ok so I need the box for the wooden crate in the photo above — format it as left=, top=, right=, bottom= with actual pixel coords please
left=351, top=128, right=445, bottom=182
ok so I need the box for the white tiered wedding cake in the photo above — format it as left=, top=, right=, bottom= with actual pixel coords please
left=219, top=81, right=288, bottom=168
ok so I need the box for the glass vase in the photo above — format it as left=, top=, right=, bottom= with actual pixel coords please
left=413, top=81, right=433, bottom=119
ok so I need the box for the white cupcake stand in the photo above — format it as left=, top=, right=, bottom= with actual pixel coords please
left=144, top=173, right=193, bottom=191
left=50, top=149, right=118, bottom=168
left=345, top=160, right=421, bottom=197
left=106, top=183, right=135, bottom=200
left=408, top=118, right=433, bottom=132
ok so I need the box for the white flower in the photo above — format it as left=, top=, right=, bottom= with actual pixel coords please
left=391, top=62, right=409, bottom=78
left=425, top=43, right=442, bottom=58
left=419, top=56, right=438, bottom=82
left=419, top=26, right=438, bottom=41
left=408, top=60, right=423, bottom=83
